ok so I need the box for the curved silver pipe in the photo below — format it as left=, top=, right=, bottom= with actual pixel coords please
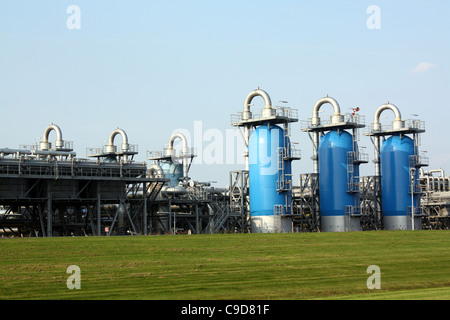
left=372, top=103, right=404, bottom=177
left=419, top=167, right=425, bottom=177
left=428, top=169, right=445, bottom=191
left=166, top=133, right=189, bottom=179
left=147, top=163, right=164, bottom=179
left=312, top=96, right=342, bottom=126
left=40, top=124, right=64, bottom=150
left=242, top=88, right=273, bottom=170
left=311, top=96, right=343, bottom=174
left=243, top=88, right=272, bottom=120
left=168, top=133, right=189, bottom=154
left=428, top=168, right=445, bottom=178
left=107, top=128, right=129, bottom=153
left=373, top=103, right=404, bottom=131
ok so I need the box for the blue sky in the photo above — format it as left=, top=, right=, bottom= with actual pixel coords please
left=1, top=1, right=449, bottom=186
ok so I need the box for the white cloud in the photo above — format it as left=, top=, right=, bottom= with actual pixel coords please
left=408, top=61, right=437, bottom=75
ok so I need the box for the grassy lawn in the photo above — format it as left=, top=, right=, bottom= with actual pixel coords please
left=0, top=230, right=449, bottom=300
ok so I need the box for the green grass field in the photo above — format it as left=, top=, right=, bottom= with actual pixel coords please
left=1, top=230, right=449, bottom=300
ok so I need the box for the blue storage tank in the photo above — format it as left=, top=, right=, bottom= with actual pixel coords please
left=248, top=123, right=291, bottom=233
left=380, top=134, right=419, bottom=230
left=319, top=129, right=359, bottom=231
left=160, top=161, right=183, bottom=187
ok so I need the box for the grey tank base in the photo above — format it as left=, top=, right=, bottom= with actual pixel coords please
left=250, top=215, right=292, bottom=233
left=383, top=216, right=422, bottom=230
left=321, top=215, right=362, bottom=232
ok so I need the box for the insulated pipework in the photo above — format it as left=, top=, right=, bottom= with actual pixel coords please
left=165, top=133, right=190, bottom=179
left=242, top=88, right=273, bottom=170
left=147, top=163, right=164, bottom=179
left=243, top=88, right=272, bottom=120
left=311, top=96, right=343, bottom=174
left=106, top=128, right=129, bottom=154
left=40, top=123, right=64, bottom=151
left=372, top=103, right=404, bottom=176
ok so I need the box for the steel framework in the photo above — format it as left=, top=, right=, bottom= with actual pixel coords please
left=0, top=153, right=167, bottom=236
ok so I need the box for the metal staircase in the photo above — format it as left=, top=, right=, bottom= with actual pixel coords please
left=147, top=181, right=165, bottom=202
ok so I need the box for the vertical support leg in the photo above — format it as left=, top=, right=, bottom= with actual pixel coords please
left=47, top=181, right=52, bottom=237
left=143, top=182, right=148, bottom=235
left=195, top=204, right=199, bottom=234
left=39, top=204, right=46, bottom=237
left=97, top=183, right=101, bottom=236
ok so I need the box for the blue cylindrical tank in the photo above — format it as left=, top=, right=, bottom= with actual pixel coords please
left=248, top=123, right=291, bottom=233
left=380, top=134, right=419, bottom=230
left=319, top=129, right=358, bottom=231
left=160, top=161, right=183, bottom=187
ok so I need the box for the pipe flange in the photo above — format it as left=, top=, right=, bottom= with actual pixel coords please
left=392, top=119, right=405, bottom=130
left=105, top=145, right=116, bottom=153
left=242, top=111, right=252, bottom=120
left=331, top=114, right=344, bottom=124
left=40, top=141, right=50, bottom=151
left=262, top=108, right=275, bottom=118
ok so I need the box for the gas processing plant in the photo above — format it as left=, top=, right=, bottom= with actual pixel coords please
left=1, top=88, right=449, bottom=236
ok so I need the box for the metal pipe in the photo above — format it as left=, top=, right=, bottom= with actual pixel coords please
left=421, top=168, right=447, bottom=191
left=243, top=88, right=272, bottom=120
left=32, top=150, right=76, bottom=158
left=161, top=185, right=187, bottom=197
left=428, top=168, right=445, bottom=177
left=107, top=128, right=129, bottom=153
left=40, top=124, right=64, bottom=150
left=311, top=96, right=343, bottom=174
left=372, top=102, right=404, bottom=177
left=147, top=163, right=164, bottom=178
left=168, top=133, right=189, bottom=154
left=373, top=103, right=404, bottom=131
left=427, top=169, right=445, bottom=191
left=410, top=167, right=416, bottom=230
left=242, top=88, right=273, bottom=170
left=0, top=148, right=32, bottom=156
left=419, top=169, right=431, bottom=192
left=426, top=176, right=431, bottom=192
left=431, top=177, right=437, bottom=191
left=166, top=133, right=189, bottom=179
left=312, top=96, right=342, bottom=126
left=419, top=168, right=425, bottom=177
